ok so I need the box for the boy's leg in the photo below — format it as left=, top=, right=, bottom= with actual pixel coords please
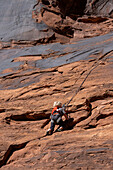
left=50, top=119, right=55, bottom=133
left=56, top=118, right=64, bottom=132
left=46, top=119, right=55, bottom=135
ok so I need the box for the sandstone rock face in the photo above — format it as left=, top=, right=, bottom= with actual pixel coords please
left=86, top=0, right=113, bottom=17
left=0, top=0, right=54, bottom=42
left=56, top=0, right=87, bottom=18
left=0, top=0, right=113, bottom=169
left=49, top=0, right=113, bottom=19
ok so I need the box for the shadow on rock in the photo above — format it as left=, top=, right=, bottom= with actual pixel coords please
left=63, top=99, right=92, bottom=131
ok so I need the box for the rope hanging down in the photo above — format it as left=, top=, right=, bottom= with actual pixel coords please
left=41, top=50, right=113, bottom=129
left=65, top=50, right=113, bottom=107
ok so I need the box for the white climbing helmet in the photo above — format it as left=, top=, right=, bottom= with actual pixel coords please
left=53, top=101, right=62, bottom=107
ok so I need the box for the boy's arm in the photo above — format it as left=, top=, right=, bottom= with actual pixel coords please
left=57, top=107, right=68, bottom=120
left=64, top=113, right=68, bottom=120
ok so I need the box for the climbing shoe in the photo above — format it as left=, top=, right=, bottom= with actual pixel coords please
left=46, top=129, right=53, bottom=135
left=56, top=126, right=63, bottom=132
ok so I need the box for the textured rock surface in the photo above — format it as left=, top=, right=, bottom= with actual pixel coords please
left=38, top=0, right=113, bottom=19
left=0, top=0, right=54, bottom=42
left=86, top=0, right=113, bottom=17
left=0, top=0, right=113, bottom=169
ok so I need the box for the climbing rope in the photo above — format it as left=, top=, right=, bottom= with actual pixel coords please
left=40, top=50, right=113, bottom=129
left=65, top=50, right=113, bottom=107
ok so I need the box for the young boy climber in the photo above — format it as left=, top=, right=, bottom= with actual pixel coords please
left=46, top=101, right=68, bottom=135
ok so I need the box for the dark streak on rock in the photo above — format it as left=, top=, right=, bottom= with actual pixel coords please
left=5, top=111, right=50, bottom=122
left=0, top=142, right=29, bottom=168
left=89, top=92, right=113, bottom=102
left=96, top=112, right=113, bottom=122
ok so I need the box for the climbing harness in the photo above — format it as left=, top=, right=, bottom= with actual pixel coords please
left=52, top=106, right=59, bottom=115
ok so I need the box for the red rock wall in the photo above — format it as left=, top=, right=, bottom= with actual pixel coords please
left=53, top=0, right=113, bottom=19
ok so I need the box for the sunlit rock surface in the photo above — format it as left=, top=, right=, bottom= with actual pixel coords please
left=0, top=0, right=54, bottom=42
left=0, top=0, right=113, bottom=169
